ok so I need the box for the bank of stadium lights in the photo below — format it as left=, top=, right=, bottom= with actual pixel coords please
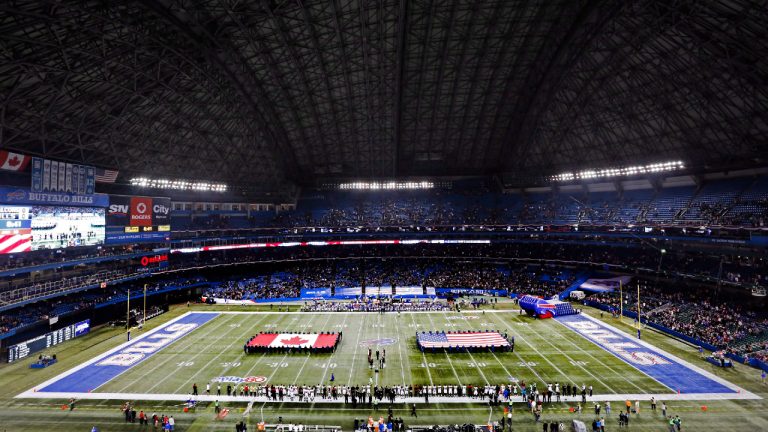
left=130, top=177, right=227, bottom=192
left=550, top=161, right=685, bottom=182
left=339, top=181, right=434, bottom=190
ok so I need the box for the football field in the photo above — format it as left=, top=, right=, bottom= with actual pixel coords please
left=18, top=308, right=751, bottom=400
left=3, top=304, right=768, bottom=431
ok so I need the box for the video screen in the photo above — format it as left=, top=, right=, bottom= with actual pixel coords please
left=0, top=206, right=105, bottom=254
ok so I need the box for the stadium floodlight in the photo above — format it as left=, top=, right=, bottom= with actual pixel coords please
left=338, top=181, right=434, bottom=190
left=130, top=177, right=227, bottom=192
left=550, top=161, right=685, bottom=182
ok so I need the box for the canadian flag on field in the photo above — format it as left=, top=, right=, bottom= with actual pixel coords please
left=268, top=333, right=320, bottom=348
left=0, top=150, right=31, bottom=171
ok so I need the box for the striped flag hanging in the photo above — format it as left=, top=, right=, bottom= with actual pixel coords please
left=94, top=167, right=119, bottom=183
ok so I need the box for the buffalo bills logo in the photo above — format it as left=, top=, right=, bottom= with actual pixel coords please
left=6, top=190, right=26, bottom=201
left=359, top=338, right=397, bottom=347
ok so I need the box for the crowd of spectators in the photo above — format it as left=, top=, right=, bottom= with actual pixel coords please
left=169, top=178, right=768, bottom=233
left=200, top=260, right=576, bottom=303
left=301, top=298, right=449, bottom=312
left=586, top=280, right=768, bottom=361
left=0, top=277, right=205, bottom=336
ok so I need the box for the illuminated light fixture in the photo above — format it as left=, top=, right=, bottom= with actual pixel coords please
left=550, top=161, right=685, bottom=182
left=130, top=177, right=227, bottom=192
left=338, top=181, right=434, bottom=190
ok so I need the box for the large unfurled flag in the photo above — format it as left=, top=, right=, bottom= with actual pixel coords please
left=417, top=331, right=510, bottom=348
left=0, top=150, right=31, bottom=171
left=94, top=167, right=119, bottom=183
left=246, top=333, right=339, bottom=349
left=0, top=233, right=32, bottom=254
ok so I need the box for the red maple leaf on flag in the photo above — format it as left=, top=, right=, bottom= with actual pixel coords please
left=280, top=336, right=309, bottom=345
left=8, top=156, right=20, bottom=167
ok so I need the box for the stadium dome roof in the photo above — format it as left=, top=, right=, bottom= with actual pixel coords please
left=1, top=0, right=766, bottom=192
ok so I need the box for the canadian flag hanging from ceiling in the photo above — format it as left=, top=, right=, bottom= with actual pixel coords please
left=0, top=150, right=31, bottom=171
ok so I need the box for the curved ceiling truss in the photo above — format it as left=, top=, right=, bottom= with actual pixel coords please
left=0, top=0, right=766, bottom=192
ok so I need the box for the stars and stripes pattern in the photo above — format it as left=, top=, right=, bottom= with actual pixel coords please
left=94, top=167, right=119, bottom=183
left=0, top=233, right=32, bottom=254
left=417, top=331, right=510, bottom=348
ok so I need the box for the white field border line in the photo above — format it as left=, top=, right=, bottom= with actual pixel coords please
left=193, top=310, right=528, bottom=315
left=16, top=311, right=208, bottom=397
left=579, top=313, right=758, bottom=396
left=14, top=391, right=760, bottom=403
left=558, top=314, right=758, bottom=398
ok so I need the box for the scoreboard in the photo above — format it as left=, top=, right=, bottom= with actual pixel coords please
left=7, top=319, right=90, bottom=363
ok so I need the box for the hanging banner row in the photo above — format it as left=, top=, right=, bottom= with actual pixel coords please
left=31, top=158, right=95, bottom=195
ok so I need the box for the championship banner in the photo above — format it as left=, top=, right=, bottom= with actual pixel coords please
left=31, top=158, right=95, bottom=194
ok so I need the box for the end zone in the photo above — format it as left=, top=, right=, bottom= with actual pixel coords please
left=556, top=313, right=759, bottom=400
left=17, top=311, right=219, bottom=396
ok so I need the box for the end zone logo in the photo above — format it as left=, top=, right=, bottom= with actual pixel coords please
left=130, top=197, right=152, bottom=226
left=359, top=338, right=397, bottom=347
left=211, top=376, right=267, bottom=384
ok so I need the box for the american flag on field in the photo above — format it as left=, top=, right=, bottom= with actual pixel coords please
left=417, top=331, right=510, bottom=348
left=94, top=167, right=119, bottom=183
left=0, top=233, right=32, bottom=254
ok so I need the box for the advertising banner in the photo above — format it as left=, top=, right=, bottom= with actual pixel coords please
left=106, top=195, right=171, bottom=243
left=107, top=195, right=171, bottom=227
left=0, top=186, right=109, bottom=207
left=7, top=320, right=91, bottom=363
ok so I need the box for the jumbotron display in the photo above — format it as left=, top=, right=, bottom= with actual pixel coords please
left=0, top=205, right=105, bottom=254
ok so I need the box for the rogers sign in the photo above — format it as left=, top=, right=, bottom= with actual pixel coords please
left=140, top=254, right=168, bottom=266
left=107, top=195, right=171, bottom=228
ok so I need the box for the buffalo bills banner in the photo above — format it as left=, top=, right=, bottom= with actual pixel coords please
left=0, top=186, right=109, bottom=207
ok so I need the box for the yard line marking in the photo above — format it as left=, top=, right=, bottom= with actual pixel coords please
left=117, top=313, right=233, bottom=394
left=139, top=314, right=235, bottom=394
left=459, top=311, right=516, bottom=382
left=426, top=310, right=463, bottom=385
left=168, top=312, right=272, bottom=392
left=488, top=312, right=578, bottom=389
left=409, top=312, right=434, bottom=385
left=291, top=313, right=334, bottom=386
left=513, top=319, right=617, bottom=394
left=346, top=311, right=367, bottom=386
left=545, top=320, right=649, bottom=394
left=210, top=313, right=272, bottom=377
left=317, top=313, right=349, bottom=385
left=393, top=312, right=409, bottom=387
